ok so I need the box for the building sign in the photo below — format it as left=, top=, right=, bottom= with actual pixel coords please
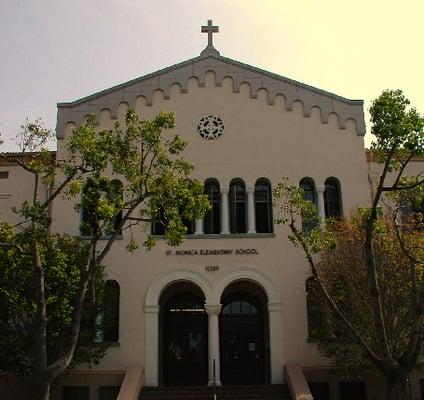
left=165, top=248, right=259, bottom=256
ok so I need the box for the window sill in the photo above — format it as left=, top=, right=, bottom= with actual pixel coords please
left=106, top=341, right=120, bottom=347
left=307, top=336, right=338, bottom=343
left=152, top=233, right=276, bottom=239
left=94, top=341, right=120, bottom=347
left=79, top=235, right=123, bottom=241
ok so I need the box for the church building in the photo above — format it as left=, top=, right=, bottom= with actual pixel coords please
left=1, top=21, right=423, bottom=400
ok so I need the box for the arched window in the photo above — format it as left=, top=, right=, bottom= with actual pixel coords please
left=204, top=179, right=221, bottom=234
left=306, top=277, right=323, bottom=341
left=80, top=179, right=123, bottom=236
left=299, top=178, right=317, bottom=230
left=108, top=179, right=123, bottom=235
left=151, top=207, right=195, bottom=235
left=103, top=280, right=120, bottom=342
left=229, top=179, right=247, bottom=234
left=182, top=216, right=195, bottom=235
left=151, top=207, right=166, bottom=235
left=324, top=178, right=342, bottom=218
left=255, top=178, right=273, bottom=233
left=80, top=179, right=96, bottom=236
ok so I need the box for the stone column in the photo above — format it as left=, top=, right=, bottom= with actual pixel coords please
left=221, top=188, right=230, bottom=234
left=144, top=305, right=160, bottom=386
left=268, top=302, right=284, bottom=384
left=316, top=185, right=326, bottom=229
left=195, top=219, right=203, bottom=235
left=247, top=187, right=256, bottom=234
left=205, top=303, right=222, bottom=386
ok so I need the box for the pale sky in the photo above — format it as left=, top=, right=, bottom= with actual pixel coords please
left=1, top=0, right=423, bottom=150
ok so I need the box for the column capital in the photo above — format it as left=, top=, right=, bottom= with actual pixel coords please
left=247, top=186, right=255, bottom=193
left=221, top=187, right=229, bottom=194
left=316, top=185, right=325, bottom=193
left=204, top=303, right=222, bottom=315
left=144, top=304, right=160, bottom=314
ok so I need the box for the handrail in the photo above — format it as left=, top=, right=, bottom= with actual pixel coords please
left=285, top=364, right=313, bottom=400
left=117, top=366, right=144, bottom=400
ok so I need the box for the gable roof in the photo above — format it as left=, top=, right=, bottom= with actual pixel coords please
left=56, top=52, right=365, bottom=138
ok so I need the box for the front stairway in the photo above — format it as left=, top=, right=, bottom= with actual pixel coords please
left=139, top=384, right=292, bottom=400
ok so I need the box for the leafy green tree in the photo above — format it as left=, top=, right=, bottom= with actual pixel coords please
left=0, top=230, right=107, bottom=376
left=274, top=90, right=424, bottom=400
left=0, top=110, right=209, bottom=400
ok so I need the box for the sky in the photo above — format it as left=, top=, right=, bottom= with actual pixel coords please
left=0, top=0, right=423, bottom=151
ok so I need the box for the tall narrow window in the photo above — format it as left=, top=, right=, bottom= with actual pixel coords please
left=324, top=178, right=342, bottom=218
left=306, top=277, right=323, bottom=341
left=80, top=179, right=123, bottom=236
left=229, top=179, right=247, bottom=233
left=107, top=180, right=123, bottom=235
left=103, top=280, right=120, bottom=343
left=300, top=178, right=317, bottom=230
left=151, top=207, right=167, bottom=235
left=255, top=178, right=273, bottom=233
left=81, top=179, right=97, bottom=236
left=182, top=216, right=195, bottom=235
left=151, top=207, right=194, bottom=235
left=204, top=179, right=221, bottom=234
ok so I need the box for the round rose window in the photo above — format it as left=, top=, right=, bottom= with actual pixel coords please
left=197, top=115, right=225, bottom=140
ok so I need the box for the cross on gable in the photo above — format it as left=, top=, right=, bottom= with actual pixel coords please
left=201, top=20, right=219, bottom=47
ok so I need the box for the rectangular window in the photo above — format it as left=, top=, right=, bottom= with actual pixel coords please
left=308, top=382, right=330, bottom=400
left=0, top=171, right=9, bottom=179
left=99, top=386, right=121, bottom=400
left=339, top=382, right=367, bottom=400
left=62, top=386, right=89, bottom=400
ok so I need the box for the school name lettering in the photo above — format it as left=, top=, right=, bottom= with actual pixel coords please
left=166, top=248, right=259, bottom=256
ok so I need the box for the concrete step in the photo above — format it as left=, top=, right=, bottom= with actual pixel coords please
left=139, top=384, right=291, bottom=400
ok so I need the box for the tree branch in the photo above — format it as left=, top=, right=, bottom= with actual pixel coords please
left=97, top=195, right=147, bottom=264
left=362, top=143, right=401, bottom=364
left=34, top=241, right=47, bottom=374
left=382, top=178, right=424, bottom=192
left=289, top=221, right=386, bottom=372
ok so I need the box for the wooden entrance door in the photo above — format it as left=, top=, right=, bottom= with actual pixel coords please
left=163, top=292, right=208, bottom=386
left=220, top=292, right=265, bottom=385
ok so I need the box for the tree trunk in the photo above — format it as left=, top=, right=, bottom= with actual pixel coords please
left=386, top=375, right=410, bottom=400
left=34, top=380, right=50, bottom=400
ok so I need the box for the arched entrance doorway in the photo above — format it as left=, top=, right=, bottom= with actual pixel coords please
left=160, top=283, right=208, bottom=386
left=219, top=282, right=269, bottom=385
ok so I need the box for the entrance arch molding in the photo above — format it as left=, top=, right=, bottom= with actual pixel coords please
left=145, top=267, right=213, bottom=306
left=211, top=266, right=281, bottom=304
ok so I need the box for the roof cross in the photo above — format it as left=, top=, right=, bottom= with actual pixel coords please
left=201, top=20, right=219, bottom=47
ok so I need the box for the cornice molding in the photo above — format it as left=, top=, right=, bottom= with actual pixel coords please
left=56, top=54, right=365, bottom=138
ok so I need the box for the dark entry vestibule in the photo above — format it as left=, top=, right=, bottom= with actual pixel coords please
left=219, top=282, right=269, bottom=385
left=159, top=280, right=270, bottom=386
left=160, top=284, right=208, bottom=386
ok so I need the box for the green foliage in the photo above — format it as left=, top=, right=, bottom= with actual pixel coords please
left=14, top=118, right=55, bottom=153
left=273, top=178, right=324, bottom=254
left=274, top=90, right=424, bottom=388
left=69, top=109, right=210, bottom=245
left=370, top=89, right=424, bottom=169
left=314, top=216, right=423, bottom=378
left=0, top=108, right=209, bottom=387
left=0, top=223, right=106, bottom=376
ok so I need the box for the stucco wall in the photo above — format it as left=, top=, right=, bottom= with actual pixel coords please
left=51, top=71, right=371, bottom=374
